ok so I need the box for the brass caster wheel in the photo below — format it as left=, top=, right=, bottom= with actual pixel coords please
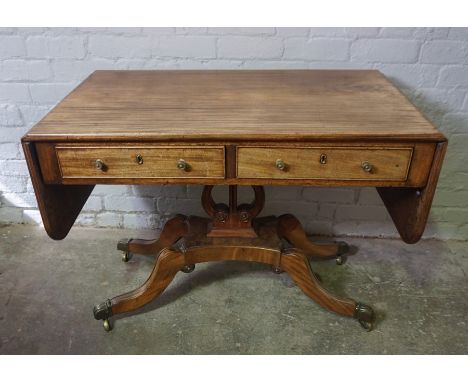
left=103, top=319, right=112, bottom=332
left=122, top=251, right=132, bottom=262
left=273, top=267, right=283, bottom=274
left=354, top=302, right=375, bottom=332
left=181, top=264, right=195, bottom=273
left=358, top=320, right=373, bottom=332
left=336, top=254, right=347, bottom=265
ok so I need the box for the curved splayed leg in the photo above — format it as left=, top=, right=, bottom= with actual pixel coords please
left=280, top=249, right=375, bottom=330
left=277, top=214, right=350, bottom=264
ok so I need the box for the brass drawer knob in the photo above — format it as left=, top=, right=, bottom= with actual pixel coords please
left=276, top=159, right=286, bottom=171
left=320, top=153, right=327, bottom=164
left=95, top=159, right=106, bottom=171
left=136, top=154, right=143, bottom=165
left=177, top=158, right=188, bottom=171
left=361, top=161, right=373, bottom=173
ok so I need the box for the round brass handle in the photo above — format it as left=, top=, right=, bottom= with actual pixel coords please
left=136, top=154, right=143, bottom=165
left=177, top=159, right=188, bottom=171
left=276, top=159, right=286, bottom=171
left=95, top=159, right=105, bottom=171
left=361, top=161, right=373, bottom=173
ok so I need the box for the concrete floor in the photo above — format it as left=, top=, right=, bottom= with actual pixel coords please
left=0, top=224, right=466, bottom=354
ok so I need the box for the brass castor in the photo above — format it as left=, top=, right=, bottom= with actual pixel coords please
left=336, top=254, right=347, bottom=265
left=181, top=264, right=195, bottom=273
left=122, top=251, right=133, bottom=262
left=93, top=299, right=113, bottom=332
left=118, top=238, right=133, bottom=262
left=273, top=267, right=283, bottom=274
left=359, top=320, right=373, bottom=331
left=103, top=319, right=112, bottom=332
left=354, top=302, right=375, bottom=331
left=336, top=241, right=349, bottom=265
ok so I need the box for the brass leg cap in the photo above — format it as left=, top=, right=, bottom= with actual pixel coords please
left=93, top=299, right=113, bottom=320
left=354, top=302, right=375, bottom=331
left=273, top=267, right=283, bottom=274
left=117, top=238, right=133, bottom=252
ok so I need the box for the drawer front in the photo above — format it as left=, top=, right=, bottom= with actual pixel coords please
left=237, top=146, right=413, bottom=181
left=56, top=146, right=225, bottom=179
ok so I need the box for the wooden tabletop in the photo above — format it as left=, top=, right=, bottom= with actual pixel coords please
left=23, top=70, right=444, bottom=142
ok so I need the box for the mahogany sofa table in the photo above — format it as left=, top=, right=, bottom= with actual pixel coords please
left=22, top=70, right=447, bottom=332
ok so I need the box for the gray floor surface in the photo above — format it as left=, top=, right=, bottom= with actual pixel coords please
left=0, top=224, right=466, bottom=354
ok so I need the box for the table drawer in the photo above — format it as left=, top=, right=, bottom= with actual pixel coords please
left=237, top=146, right=413, bottom=181
left=56, top=146, right=225, bottom=179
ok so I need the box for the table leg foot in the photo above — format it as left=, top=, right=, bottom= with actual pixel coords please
left=121, top=248, right=133, bottom=262
left=277, top=214, right=350, bottom=264
left=93, top=248, right=186, bottom=331
left=335, top=253, right=347, bottom=265
left=117, top=215, right=210, bottom=264
left=281, top=249, right=375, bottom=330
left=117, top=214, right=189, bottom=260
left=354, top=302, right=375, bottom=331
left=93, top=299, right=113, bottom=331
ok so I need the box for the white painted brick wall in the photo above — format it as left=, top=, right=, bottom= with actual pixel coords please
left=218, top=36, right=283, bottom=58
left=351, top=39, right=421, bottom=63
left=284, top=38, right=350, bottom=61
left=26, top=36, right=87, bottom=59
left=159, top=36, right=217, bottom=58
left=1, top=27, right=467, bottom=240
left=88, top=36, right=153, bottom=58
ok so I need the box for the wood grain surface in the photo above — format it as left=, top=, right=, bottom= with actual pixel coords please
left=237, top=146, right=413, bottom=180
left=377, top=141, right=448, bottom=243
left=23, top=70, right=444, bottom=142
left=22, top=142, right=94, bottom=240
left=56, top=145, right=225, bottom=179
left=33, top=141, right=436, bottom=188
left=21, top=70, right=447, bottom=244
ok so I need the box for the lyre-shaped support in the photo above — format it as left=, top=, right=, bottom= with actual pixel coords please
left=202, top=185, right=265, bottom=237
